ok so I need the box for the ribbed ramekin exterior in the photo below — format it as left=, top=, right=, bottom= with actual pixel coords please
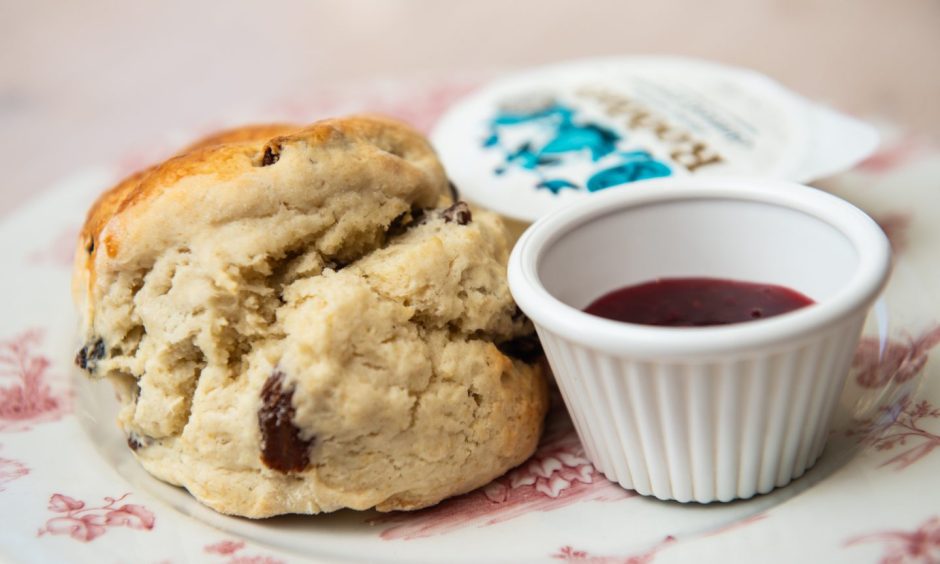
left=536, top=314, right=866, bottom=503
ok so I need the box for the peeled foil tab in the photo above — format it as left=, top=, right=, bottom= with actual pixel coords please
left=431, top=57, right=878, bottom=223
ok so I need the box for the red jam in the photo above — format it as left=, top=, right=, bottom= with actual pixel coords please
left=584, top=277, right=814, bottom=327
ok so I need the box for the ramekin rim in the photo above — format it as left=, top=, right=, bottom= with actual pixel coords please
left=507, top=176, right=892, bottom=357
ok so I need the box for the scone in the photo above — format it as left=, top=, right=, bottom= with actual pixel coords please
left=72, top=115, right=548, bottom=518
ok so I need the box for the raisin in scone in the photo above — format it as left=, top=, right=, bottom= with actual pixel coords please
left=72, top=115, right=548, bottom=518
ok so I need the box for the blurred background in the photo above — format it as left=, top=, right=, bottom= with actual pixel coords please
left=1, top=0, right=937, bottom=218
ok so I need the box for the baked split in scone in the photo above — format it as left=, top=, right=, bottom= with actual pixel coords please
left=72, top=115, right=548, bottom=517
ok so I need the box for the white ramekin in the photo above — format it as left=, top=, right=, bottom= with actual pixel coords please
left=508, top=177, right=891, bottom=503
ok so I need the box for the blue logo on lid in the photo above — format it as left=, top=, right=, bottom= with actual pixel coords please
left=483, top=101, right=671, bottom=194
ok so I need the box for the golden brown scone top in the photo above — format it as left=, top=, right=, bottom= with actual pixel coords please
left=76, top=123, right=304, bottom=260
left=72, top=115, right=446, bottom=311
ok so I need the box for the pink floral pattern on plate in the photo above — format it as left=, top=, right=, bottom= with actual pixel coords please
left=27, top=225, right=80, bottom=269
left=856, top=135, right=930, bottom=174
left=874, top=212, right=912, bottom=254
left=204, top=539, right=284, bottom=564
left=852, top=327, right=940, bottom=389
left=372, top=393, right=633, bottom=540
left=552, top=536, right=676, bottom=564
left=37, top=493, right=155, bottom=542
left=846, top=397, right=940, bottom=470
left=844, top=515, right=940, bottom=564
left=0, top=451, right=28, bottom=491
left=205, top=540, right=247, bottom=556
left=702, top=513, right=769, bottom=537
left=0, top=329, right=71, bottom=432
left=549, top=510, right=765, bottom=562
left=352, top=81, right=479, bottom=134
left=270, top=80, right=480, bottom=135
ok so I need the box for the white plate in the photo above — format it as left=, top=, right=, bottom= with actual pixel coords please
left=0, top=87, right=938, bottom=563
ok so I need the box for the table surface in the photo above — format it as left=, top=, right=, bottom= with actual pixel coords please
left=1, top=0, right=937, bottom=220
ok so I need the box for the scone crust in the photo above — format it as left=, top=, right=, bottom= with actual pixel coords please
left=73, top=115, right=444, bottom=316
left=72, top=116, right=547, bottom=518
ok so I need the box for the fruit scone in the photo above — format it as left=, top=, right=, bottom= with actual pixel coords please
left=71, top=115, right=548, bottom=518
